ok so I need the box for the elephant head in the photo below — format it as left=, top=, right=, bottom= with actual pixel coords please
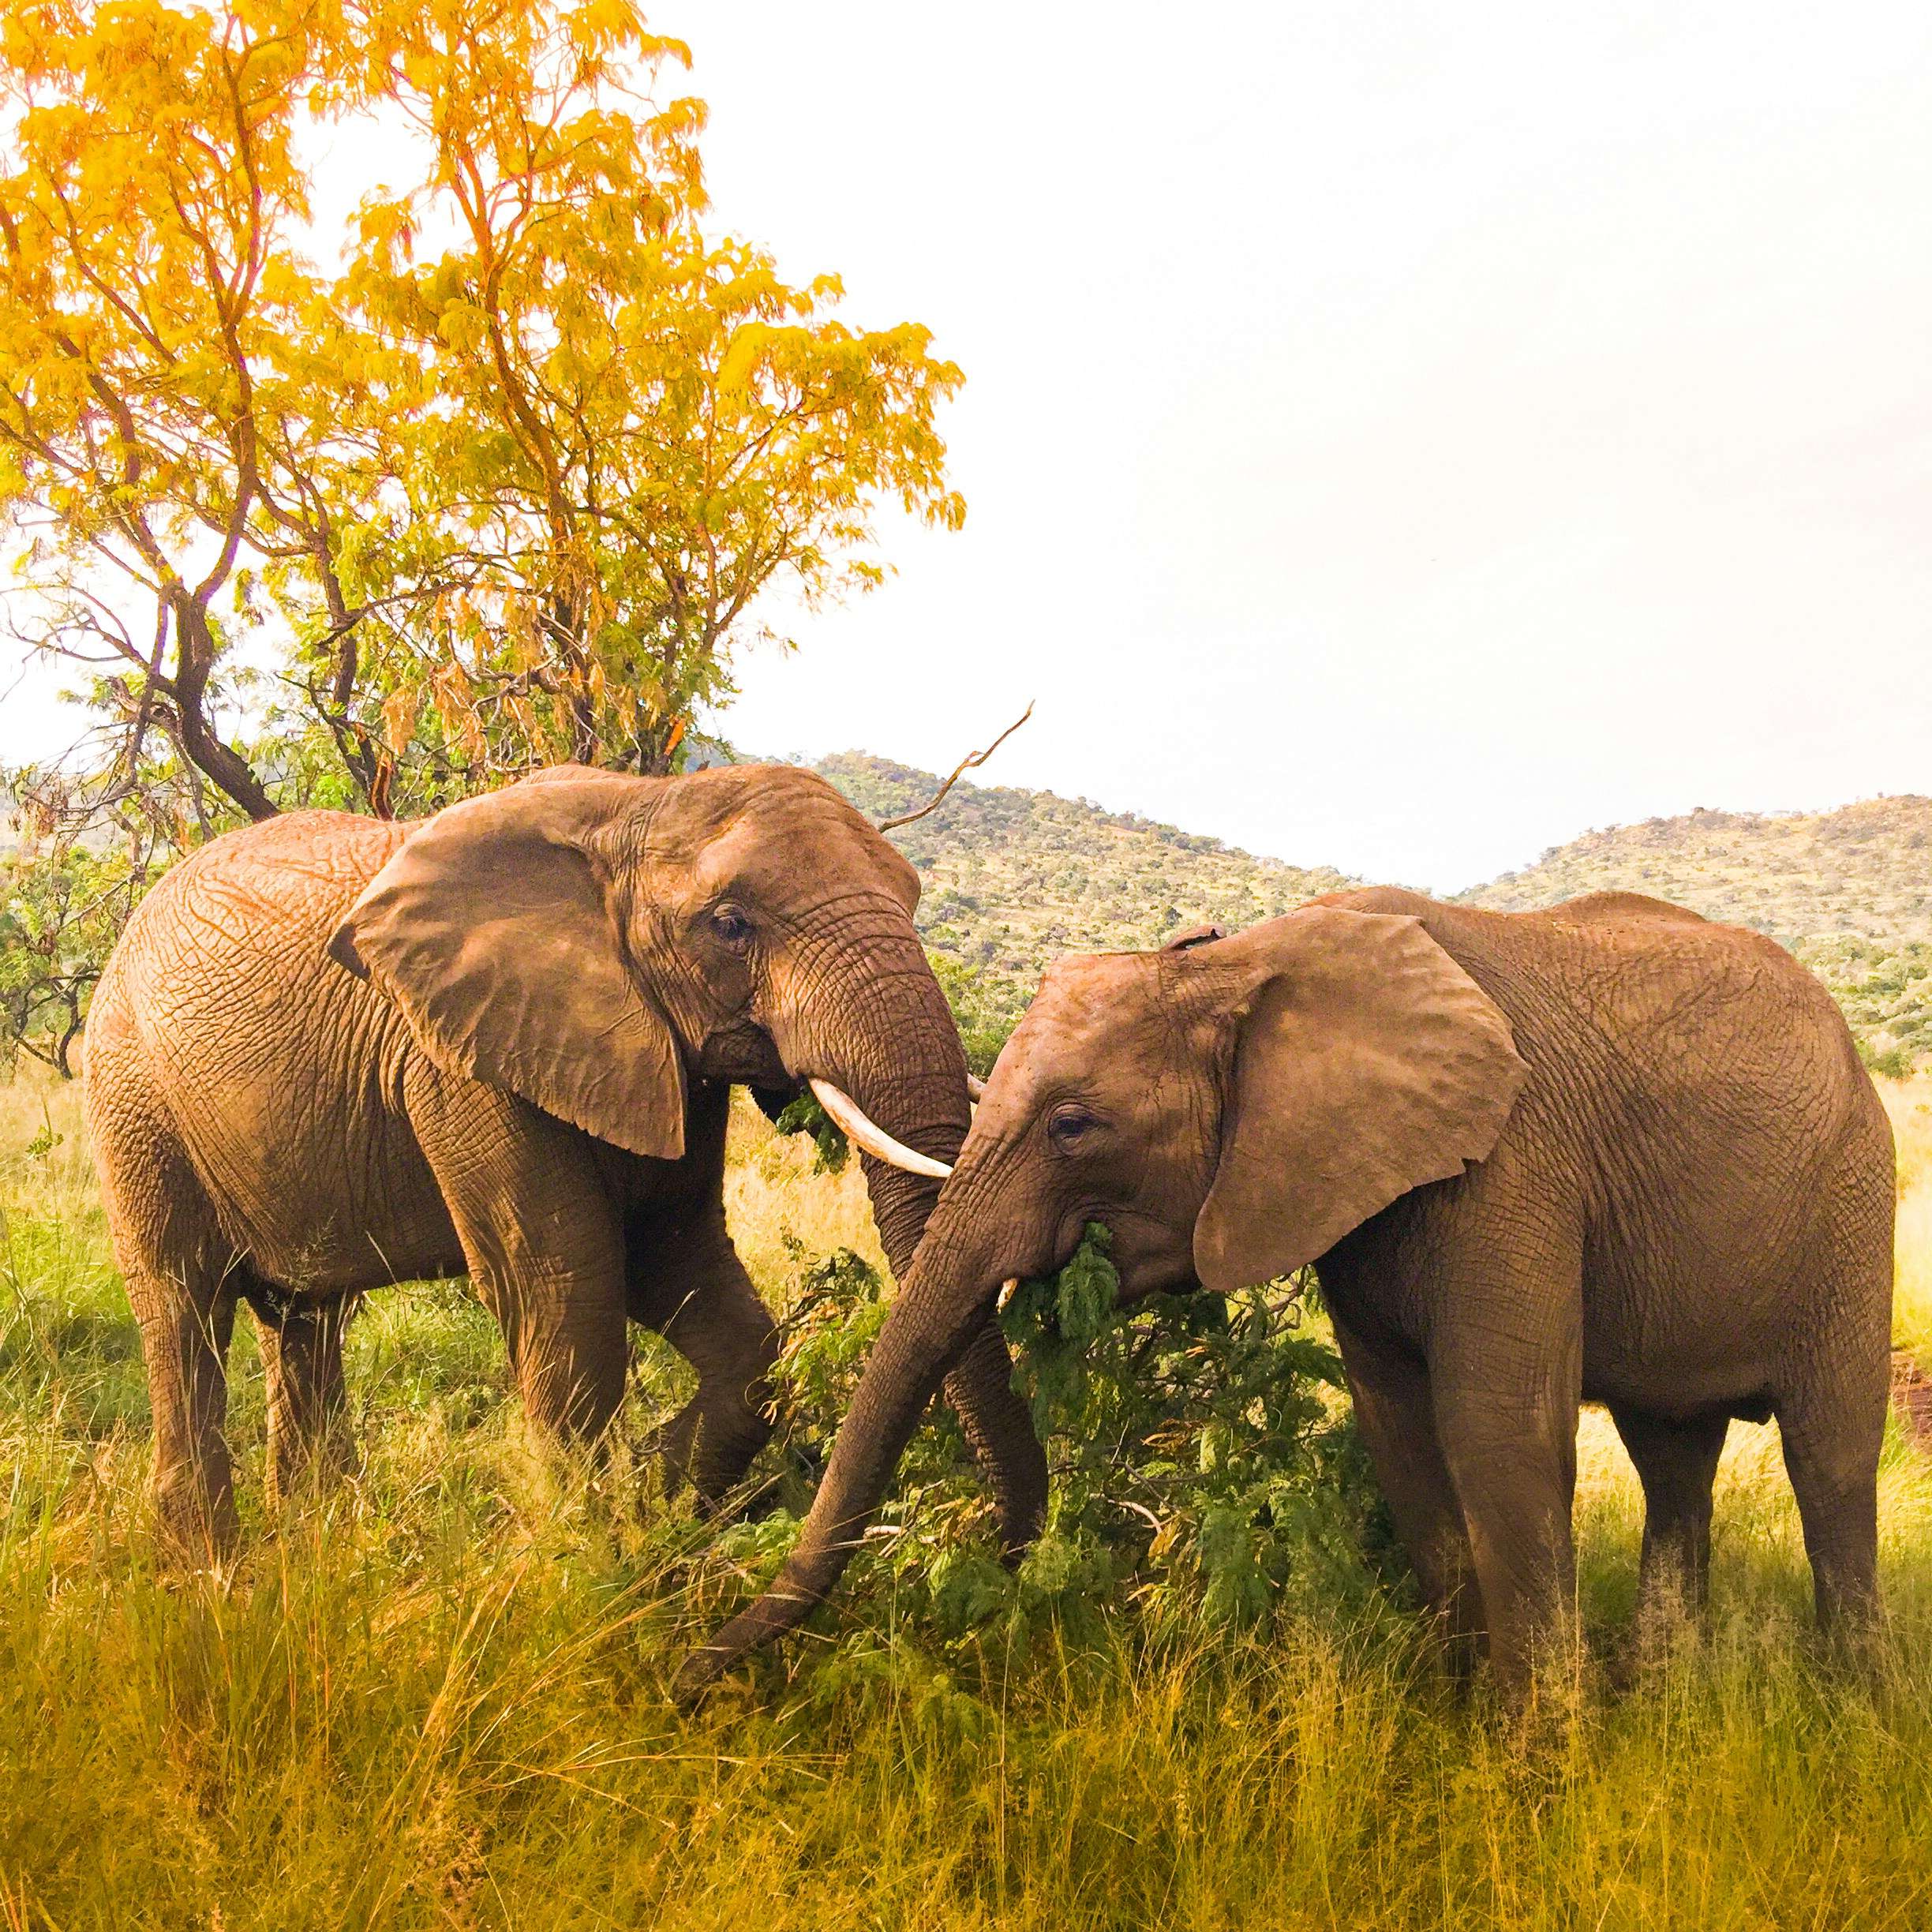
left=328, top=761, right=1046, bottom=1536
left=676, top=904, right=1526, bottom=1694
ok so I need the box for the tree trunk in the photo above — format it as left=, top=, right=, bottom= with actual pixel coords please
left=169, top=593, right=278, bottom=822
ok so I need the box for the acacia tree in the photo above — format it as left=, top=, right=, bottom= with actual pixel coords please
left=0, top=0, right=966, bottom=832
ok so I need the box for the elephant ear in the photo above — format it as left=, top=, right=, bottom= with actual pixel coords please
left=328, top=770, right=686, bottom=1161
left=1193, top=908, right=1526, bottom=1292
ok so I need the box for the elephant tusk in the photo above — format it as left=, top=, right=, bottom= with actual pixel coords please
left=808, top=1079, right=954, bottom=1180
left=996, top=1278, right=1019, bottom=1311
left=966, top=1074, right=987, bottom=1101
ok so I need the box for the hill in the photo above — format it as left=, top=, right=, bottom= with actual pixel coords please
left=813, top=754, right=1356, bottom=1062
left=819, top=753, right=1355, bottom=953
left=1463, top=796, right=1932, bottom=942
left=814, top=757, right=1932, bottom=1073
left=1460, top=797, right=1932, bottom=1074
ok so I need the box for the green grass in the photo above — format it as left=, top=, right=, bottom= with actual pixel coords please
left=7, top=1072, right=1932, bottom=1927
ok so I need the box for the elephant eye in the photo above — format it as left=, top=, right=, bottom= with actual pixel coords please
left=1047, top=1104, right=1100, bottom=1151
left=710, top=905, right=753, bottom=948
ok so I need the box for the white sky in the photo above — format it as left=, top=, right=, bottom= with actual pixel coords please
left=6, top=1, right=1926, bottom=888
left=681, top=0, right=1932, bottom=888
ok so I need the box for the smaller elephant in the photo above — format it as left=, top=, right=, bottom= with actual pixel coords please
left=680, top=889, right=1894, bottom=1701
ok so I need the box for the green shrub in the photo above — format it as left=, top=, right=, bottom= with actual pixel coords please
left=772, top=1090, right=850, bottom=1174
left=713, top=1223, right=1387, bottom=1687
left=994, top=1224, right=1389, bottom=1634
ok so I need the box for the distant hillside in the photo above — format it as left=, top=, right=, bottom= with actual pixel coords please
left=1460, top=797, right=1932, bottom=1074
left=816, top=757, right=1932, bottom=1074
left=1463, top=796, right=1932, bottom=942
left=821, top=754, right=1354, bottom=953
left=814, top=754, right=1356, bottom=1063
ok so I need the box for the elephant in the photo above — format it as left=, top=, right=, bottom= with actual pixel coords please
left=680, top=888, right=1893, bottom=1702
left=84, top=762, right=1047, bottom=1562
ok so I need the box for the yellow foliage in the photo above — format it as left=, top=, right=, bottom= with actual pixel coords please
left=0, top=0, right=966, bottom=820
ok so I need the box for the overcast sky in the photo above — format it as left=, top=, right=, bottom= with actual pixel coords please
left=678, top=0, right=1931, bottom=888
left=6, top=2, right=1926, bottom=889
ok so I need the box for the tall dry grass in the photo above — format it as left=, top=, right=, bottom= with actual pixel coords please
left=2, top=1070, right=1932, bottom=1926
left=1881, top=1073, right=1932, bottom=1363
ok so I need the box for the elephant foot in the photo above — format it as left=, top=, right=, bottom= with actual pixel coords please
left=152, top=1462, right=239, bottom=1570
left=264, top=1426, right=362, bottom=1516
left=1488, top=1612, right=1597, bottom=1745
left=650, top=1397, right=774, bottom=1519
left=1413, top=1604, right=1482, bottom=1688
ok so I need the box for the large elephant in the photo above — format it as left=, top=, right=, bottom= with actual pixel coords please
left=680, top=889, right=1893, bottom=1701
left=84, top=763, right=1046, bottom=1561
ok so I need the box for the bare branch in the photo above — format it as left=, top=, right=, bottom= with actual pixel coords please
left=875, top=702, right=1035, bottom=833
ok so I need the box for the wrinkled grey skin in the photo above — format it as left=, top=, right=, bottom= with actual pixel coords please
left=85, top=763, right=1046, bottom=1562
left=682, top=889, right=1893, bottom=1702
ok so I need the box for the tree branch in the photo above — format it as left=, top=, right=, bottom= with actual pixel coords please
left=875, top=702, right=1034, bottom=833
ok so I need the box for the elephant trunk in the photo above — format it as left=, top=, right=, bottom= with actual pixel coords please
left=676, top=1222, right=998, bottom=1700
left=859, top=1142, right=1045, bottom=1563
left=799, top=922, right=1046, bottom=1557
left=790, top=916, right=966, bottom=1270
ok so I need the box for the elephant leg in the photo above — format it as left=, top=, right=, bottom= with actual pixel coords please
left=129, top=1260, right=242, bottom=1563
left=1331, top=1311, right=1483, bottom=1668
left=414, top=1077, right=629, bottom=1442
left=1609, top=1402, right=1728, bottom=1619
left=943, top=1316, right=1048, bottom=1558
left=628, top=1215, right=781, bottom=1508
left=88, top=1041, right=241, bottom=1562
left=1428, top=1256, right=1584, bottom=1705
left=242, top=1279, right=361, bottom=1510
left=1777, top=1167, right=1892, bottom=1642
left=1777, top=1368, right=1885, bottom=1638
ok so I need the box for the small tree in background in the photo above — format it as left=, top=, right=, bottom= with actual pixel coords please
left=0, top=773, right=174, bottom=1075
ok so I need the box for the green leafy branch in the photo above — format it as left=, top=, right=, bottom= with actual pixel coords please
left=709, top=1219, right=1388, bottom=1696
left=773, top=1090, right=850, bottom=1174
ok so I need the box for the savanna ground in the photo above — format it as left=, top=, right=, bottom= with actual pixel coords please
left=4, top=1072, right=1932, bottom=1928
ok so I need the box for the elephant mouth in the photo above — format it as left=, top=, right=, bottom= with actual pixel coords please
left=695, top=1021, right=792, bottom=1088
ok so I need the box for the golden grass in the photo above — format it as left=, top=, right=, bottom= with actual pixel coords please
left=4, top=1070, right=1932, bottom=1926
left=721, top=1089, right=888, bottom=1291
left=1880, top=1073, right=1932, bottom=1361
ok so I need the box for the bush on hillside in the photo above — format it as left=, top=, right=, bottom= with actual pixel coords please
left=926, top=952, right=1032, bottom=1076
left=1792, top=936, right=1932, bottom=1076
